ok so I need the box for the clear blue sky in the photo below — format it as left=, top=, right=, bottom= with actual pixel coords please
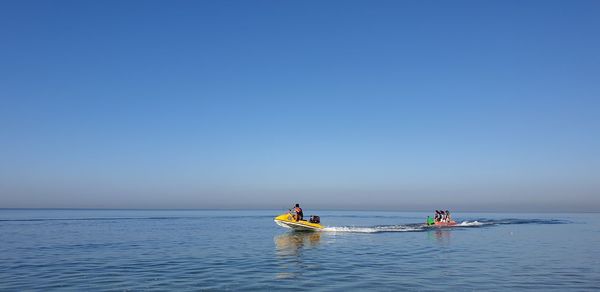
left=1, top=0, right=599, bottom=211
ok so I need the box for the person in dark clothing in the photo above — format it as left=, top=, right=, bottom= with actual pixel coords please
left=293, top=203, right=303, bottom=221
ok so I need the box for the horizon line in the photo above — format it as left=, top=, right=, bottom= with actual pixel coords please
left=0, top=207, right=597, bottom=214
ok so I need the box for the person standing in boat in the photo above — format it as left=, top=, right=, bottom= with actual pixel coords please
left=293, top=203, right=303, bottom=221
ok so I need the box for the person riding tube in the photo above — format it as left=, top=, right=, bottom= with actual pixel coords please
left=427, top=216, right=435, bottom=226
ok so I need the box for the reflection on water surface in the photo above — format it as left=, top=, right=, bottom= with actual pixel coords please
left=274, top=232, right=321, bottom=256
left=274, top=232, right=322, bottom=279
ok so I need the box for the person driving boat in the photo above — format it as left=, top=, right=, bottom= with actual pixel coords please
left=293, top=203, right=303, bottom=221
left=274, top=205, right=323, bottom=231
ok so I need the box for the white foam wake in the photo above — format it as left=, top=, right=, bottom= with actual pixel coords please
left=319, top=219, right=557, bottom=233
left=457, top=221, right=486, bottom=226
left=323, top=225, right=424, bottom=233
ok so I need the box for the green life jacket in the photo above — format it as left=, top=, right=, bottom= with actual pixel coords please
left=427, top=216, right=435, bottom=225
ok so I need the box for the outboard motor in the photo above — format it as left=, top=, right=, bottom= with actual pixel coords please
left=309, top=215, right=320, bottom=224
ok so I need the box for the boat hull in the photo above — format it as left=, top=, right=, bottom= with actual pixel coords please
left=274, top=214, right=324, bottom=231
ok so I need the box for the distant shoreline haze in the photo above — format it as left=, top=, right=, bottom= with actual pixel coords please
left=0, top=190, right=597, bottom=213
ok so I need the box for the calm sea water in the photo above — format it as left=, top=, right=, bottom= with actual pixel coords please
left=0, top=209, right=598, bottom=291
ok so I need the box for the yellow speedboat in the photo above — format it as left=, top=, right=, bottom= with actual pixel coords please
left=274, top=212, right=324, bottom=231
